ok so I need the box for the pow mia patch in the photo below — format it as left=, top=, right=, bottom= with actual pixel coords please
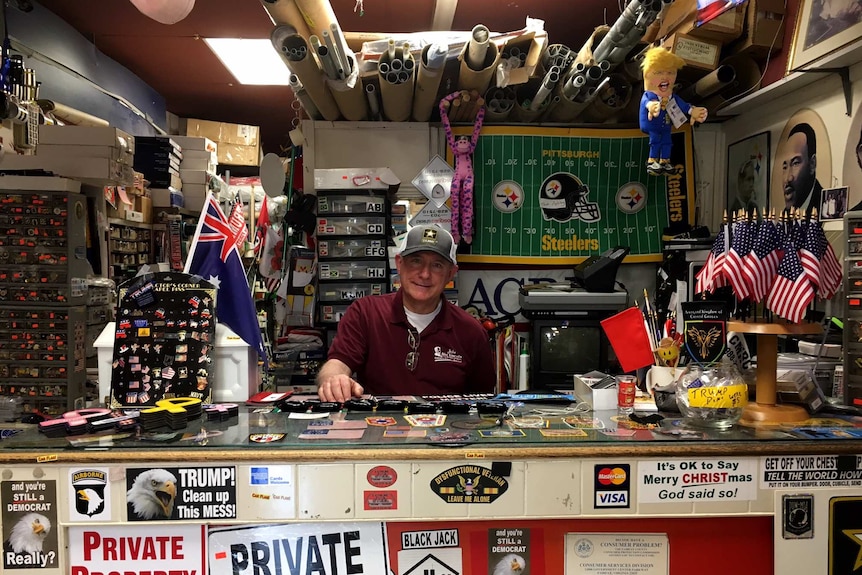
left=783, top=494, right=813, bottom=539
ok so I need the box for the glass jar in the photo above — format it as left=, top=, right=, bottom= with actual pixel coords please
left=675, top=364, right=747, bottom=429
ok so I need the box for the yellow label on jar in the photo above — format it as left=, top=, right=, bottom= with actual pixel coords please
left=688, top=384, right=748, bottom=408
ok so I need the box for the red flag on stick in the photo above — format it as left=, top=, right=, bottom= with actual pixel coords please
left=601, top=307, right=656, bottom=373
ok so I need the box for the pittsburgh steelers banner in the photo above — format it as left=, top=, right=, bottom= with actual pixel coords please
left=450, top=125, right=695, bottom=264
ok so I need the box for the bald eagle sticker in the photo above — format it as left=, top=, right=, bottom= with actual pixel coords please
left=126, top=466, right=237, bottom=521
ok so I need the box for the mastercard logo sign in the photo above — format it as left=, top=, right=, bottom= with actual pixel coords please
left=597, top=467, right=627, bottom=485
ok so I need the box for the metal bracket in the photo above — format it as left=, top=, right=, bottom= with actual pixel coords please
left=789, top=66, right=852, bottom=116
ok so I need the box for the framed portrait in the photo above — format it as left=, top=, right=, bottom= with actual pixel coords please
left=821, top=186, right=848, bottom=220
left=726, top=132, right=770, bottom=216
left=770, top=109, right=832, bottom=217
left=788, top=0, right=862, bottom=72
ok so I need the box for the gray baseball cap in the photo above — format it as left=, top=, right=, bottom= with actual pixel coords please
left=399, top=225, right=457, bottom=265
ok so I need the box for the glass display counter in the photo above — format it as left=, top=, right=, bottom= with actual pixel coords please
left=1, top=405, right=860, bottom=575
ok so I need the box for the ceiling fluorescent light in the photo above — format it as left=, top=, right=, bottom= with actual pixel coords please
left=204, top=38, right=291, bottom=85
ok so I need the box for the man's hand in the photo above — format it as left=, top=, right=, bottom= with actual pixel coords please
left=646, top=100, right=661, bottom=121
left=317, top=373, right=364, bottom=402
left=690, top=106, right=708, bottom=124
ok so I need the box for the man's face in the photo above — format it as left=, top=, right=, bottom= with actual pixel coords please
left=644, top=67, right=677, bottom=98
left=395, top=251, right=456, bottom=310
left=738, top=163, right=755, bottom=202
left=782, top=132, right=816, bottom=210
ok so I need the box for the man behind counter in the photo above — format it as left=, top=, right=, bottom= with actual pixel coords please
left=317, top=225, right=495, bottom=402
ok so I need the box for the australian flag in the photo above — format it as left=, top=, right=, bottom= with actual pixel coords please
left=185, top=192, right=266, bottom=365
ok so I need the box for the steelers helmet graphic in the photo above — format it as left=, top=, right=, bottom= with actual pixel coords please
left=538, top=172, right=601, bottom=223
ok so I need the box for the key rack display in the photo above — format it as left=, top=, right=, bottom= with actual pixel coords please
left=0, top=176, right=91, bottom=414
left=844, top=211, right=862, bottom=406
left=315, top=190, right=391, bottom=326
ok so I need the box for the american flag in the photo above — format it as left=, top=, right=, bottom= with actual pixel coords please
left=724, top=218, right=755, bottom=299
left=799, top=221, right=843, bottom=299
left=767, top=239, right=814, bottom=323
left=695, top=223, right=730, bottom=294
left=742, top=219, right=782, bottom=302
left=800, top=219, right=842, bottom=299
left=184, top=192, right=267, bottom=365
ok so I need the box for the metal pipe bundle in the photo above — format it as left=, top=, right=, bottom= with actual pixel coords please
left=484, top=86, right=516, bottom=123
left=271, top=25, right=340, bottom=121
left=592, top=0, right=664, bottom=68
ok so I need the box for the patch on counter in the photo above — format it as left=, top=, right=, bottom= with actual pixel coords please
left=783, top=494, right=813, bottom=539
left=367, top=465, right=398, bottom=488
left=249, top=433, right=285, bottom=443
left=430, top=464, right=508, bottom=503
left=594, top=463, right=630, bottom=509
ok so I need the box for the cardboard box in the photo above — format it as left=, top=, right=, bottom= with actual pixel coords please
left=134, top=195, right=152, bottom=223
left=182, top=118, right=259, bottom=147
left=182, top=183, right=208, bottom=212
left=0, top=154, right=136, bottom=186
left=662, top=33, right=722, bottom=71
left=314, top=167, right=401, bottom=195
left=150, top=187, right=184, bottom=208
left=36, top=143, right=134, bottom=164
left=179, top=155, right=216, bottom=172
left=574, top=371, right=617, bottom=410
left=729, top=0, right=786, bottom=58
left=179, top=148, right=218, bottom=172
left=218, top=143, right=260, bottom=167
left=500, top=32, right=548, bottom=86
left=38, top=125, right=135, bottom=154
left=106, top=186, right=133, bottom=219
left=179, top=169, right=212, bottom=185
left=168, top=135, right=218, bottom=153
left=657, top=0, right=746, bottom=43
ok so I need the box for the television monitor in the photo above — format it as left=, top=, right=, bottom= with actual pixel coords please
left=529, top=318, right=620, bottom=390
left=696, top=0, right=745, bottom=26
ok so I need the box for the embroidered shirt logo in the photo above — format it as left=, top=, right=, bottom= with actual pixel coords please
left=434, top=346, right=463, bottom=363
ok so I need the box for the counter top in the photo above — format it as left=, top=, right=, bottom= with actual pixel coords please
left=2, top=406, right=861, bottom=463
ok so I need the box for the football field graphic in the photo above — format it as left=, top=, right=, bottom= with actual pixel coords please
left=451, top=126, right=695, bottom=264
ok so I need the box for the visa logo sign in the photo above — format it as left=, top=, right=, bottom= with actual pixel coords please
left=596, top=490, right=629, bottom=507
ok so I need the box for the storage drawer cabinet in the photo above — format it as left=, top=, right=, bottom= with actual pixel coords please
left=0, top=305, right=87, bottom=414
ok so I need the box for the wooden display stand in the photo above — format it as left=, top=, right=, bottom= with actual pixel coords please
left=728, top=321, right=823, bottom=425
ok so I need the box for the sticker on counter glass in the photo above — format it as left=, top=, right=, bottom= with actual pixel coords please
left=363, top=490, right=397, bottom=511
left=68, top=524, right=205, bottom=575
left=638, top=458, right=758, bottom=503
left=430, top=465, right=509, bottom=503
left=782, top=494, right=814, bottom=539
left=68, top=468, right=111, bottom=522
left=488, top=527, right=530, bottom=575
left=249, top=433, right=285, bottom=443
left=397, top=548, right=463, bottom=575
left=566, top=533, right=668, bottom=573
left=209, top=522, right=387, bottom=574
left=761, top=454, right=862, bottom=490
left=1, top=479, right=59, bottom=570
left=247, top=466, right=295, bottom=519
left=367, top=465, right=398, bottom=488
left=400, top=528, right=460, bottom=549
left=125, top=466, right=237, bottom=521
left=594, top=464, right=630, bottom=508
left=829, top=496, right=862, bottom=572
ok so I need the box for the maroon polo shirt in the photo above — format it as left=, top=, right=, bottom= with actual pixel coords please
left=326, top=290, right=496, bottom=396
